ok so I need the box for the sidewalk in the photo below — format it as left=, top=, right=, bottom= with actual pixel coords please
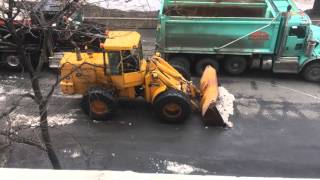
left=0, top=168, right=318, bottom=180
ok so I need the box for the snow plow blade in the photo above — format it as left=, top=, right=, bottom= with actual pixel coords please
left=199, top=66, right=225, bottom=126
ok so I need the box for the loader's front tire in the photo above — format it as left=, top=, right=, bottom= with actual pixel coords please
left=81, top=87, right=116, bottom=121
left=153, top=89, right=191, bottom=123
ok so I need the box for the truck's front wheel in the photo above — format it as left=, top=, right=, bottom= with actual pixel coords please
left=302, top=62, right=320, bottom=82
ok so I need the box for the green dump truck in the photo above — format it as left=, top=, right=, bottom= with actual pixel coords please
left=155, top=0, right=320, bottom=82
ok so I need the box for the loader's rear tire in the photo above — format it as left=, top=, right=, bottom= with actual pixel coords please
left=81, top=87, right=116, bottom=121
left=169, top=57, right=191, bottom=80
left=195, top=57, right=219, bottom=76
left=302, top=62, right=320, bottom=82
left=153, top=89, right=191, bottom=123
left=224, top=56, right=247, bottom=75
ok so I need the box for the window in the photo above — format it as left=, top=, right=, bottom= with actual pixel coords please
left=122, top=50, right=139, bottom=72
left=289, top=26, right=306, bottom=39
left=107, top=51, right=121, bottom=75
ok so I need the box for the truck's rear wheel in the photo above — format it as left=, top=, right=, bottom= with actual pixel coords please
left=169, top=56, right=190, bottom=69
left=224, top=56, right=247, bottom=75
left=81, top=87, right=116, bottom=121
left=302, top=62, right=320, bottom=82
left=169, top=56, right=191, bottom=80
left=172, top=64, right=191, bottom=80
left=195, top=57, right=219, bottom=76
left=153, top=89, right=191, bottom=123
left=3, top=54, right=22, bottom=70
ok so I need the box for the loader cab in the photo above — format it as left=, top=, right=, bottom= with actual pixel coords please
left=102, top=31, right=145, bottom=90
left=102, top=31, right=143, bottom=75
left=107, top=49, right=142, bottom=74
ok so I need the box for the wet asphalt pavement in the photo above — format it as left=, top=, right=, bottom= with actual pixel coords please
left=1, top=29, right=320, bottom=178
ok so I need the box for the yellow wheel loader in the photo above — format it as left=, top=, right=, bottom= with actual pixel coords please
left=60, top=31, right=227, bottom=126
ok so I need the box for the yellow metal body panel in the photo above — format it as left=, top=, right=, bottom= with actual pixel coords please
left=59, top=30, right=225, bottom=126
left=60, top=52, right=197, bottom=103
left=102, top=31, right=141, bottom=51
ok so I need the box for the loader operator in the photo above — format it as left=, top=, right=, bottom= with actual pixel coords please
left=108, top=50, right=139, bottom=74
left=122, top=50, right=139, bottom=72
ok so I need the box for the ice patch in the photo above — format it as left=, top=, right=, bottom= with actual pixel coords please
left=164, top=160, right=208, bottom=174
left=216, top=86, right=235, bottom=127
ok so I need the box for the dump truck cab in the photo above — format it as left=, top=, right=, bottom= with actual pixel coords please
left=272, top=1, right=320, bottom=80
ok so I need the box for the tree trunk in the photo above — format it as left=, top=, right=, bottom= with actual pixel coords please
left=312, top=0, right=320, bottom=15
left=39, top=102, right=61, bottom=169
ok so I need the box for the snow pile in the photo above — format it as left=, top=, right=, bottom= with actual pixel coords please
left=216, top=86, right=235, bottom=128
left=9, top=111, right=78, bottom=128
left=164, top=160, right=208, bottom=174
left=87, top=0, right=161, bottom=11
left=0, top=86, right=4, bottom=93
left=293, top=0, right=314, bottom=10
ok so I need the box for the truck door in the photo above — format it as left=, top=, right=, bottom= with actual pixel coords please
left=273, top=26, right=306, bottom=73
left=283, top=26, right=306, bottom=56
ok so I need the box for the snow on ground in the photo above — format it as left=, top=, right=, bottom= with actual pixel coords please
left=164, top=160, right=208, bottom=174
left=87, top=0, right=161, bottom=11
left=87, top=0, right=315, bottom=12
left=216, top=86, right=235, bottom=128
left=9, top=109, right=79, bottom=128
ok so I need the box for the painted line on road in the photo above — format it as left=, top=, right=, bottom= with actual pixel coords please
left=256, top=80, right=320, bottom=101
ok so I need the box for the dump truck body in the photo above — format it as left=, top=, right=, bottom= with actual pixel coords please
left=156, top=0, right=320, bottom=82
left=156, top=0, right=281, bottom=55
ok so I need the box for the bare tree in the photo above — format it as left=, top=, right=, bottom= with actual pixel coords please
left=0, top=0, right=103, bottom=169
left=312, top=0, right=320, bottom=15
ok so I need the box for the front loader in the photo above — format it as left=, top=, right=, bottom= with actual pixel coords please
left=60, top=31, right=230, bottom=126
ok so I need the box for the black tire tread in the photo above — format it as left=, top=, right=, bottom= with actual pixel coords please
left=302, top=62, right=320, bottom=82
left=195, top=57, right=219, bottom=76
left=153, top=89, right=191, bottom=123
left=81, top=86, right=116, bottom=121
left=169, top=56, right=190, bottom=69
left=224, top=56, right=247, bottom=75
left=171, top=63, right=191, bottom=81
